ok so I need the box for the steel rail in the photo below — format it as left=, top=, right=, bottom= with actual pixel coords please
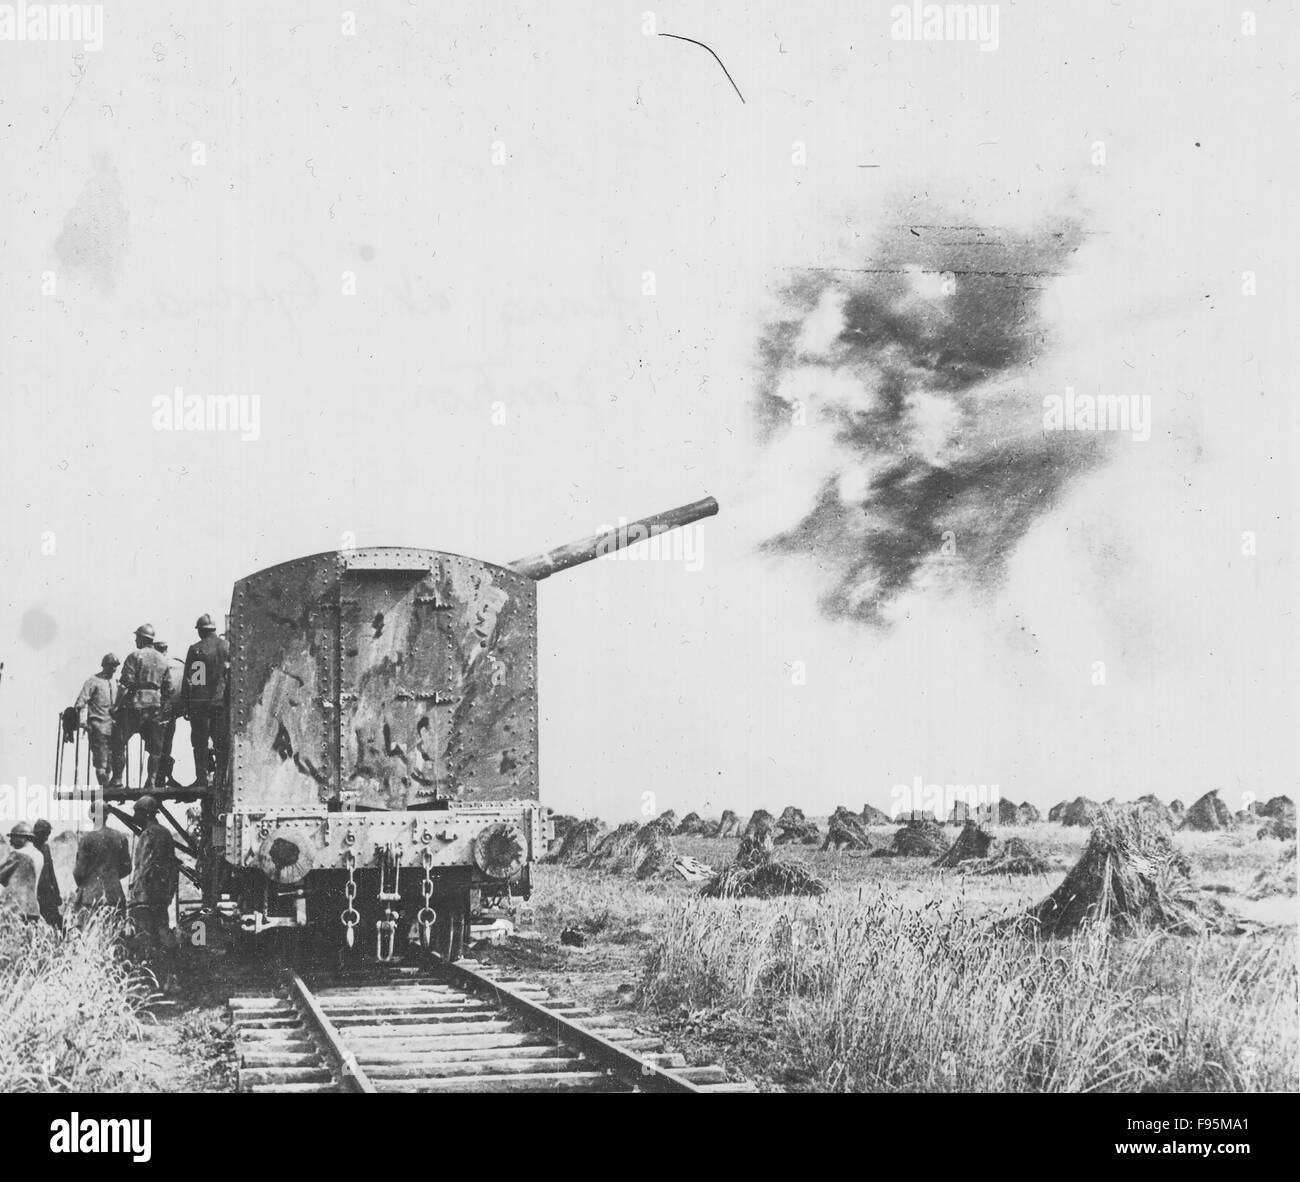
left=434, top=958, right=703, bottom=1094
left=284, top=970, right=376, bottom=1093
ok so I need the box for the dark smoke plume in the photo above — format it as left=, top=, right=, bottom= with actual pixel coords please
left=756, top=217, right=1106, bottom=624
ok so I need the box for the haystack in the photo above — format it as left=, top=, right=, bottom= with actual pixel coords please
left=742, top=809, right=775, bottom=839
left=547, top=814, right=578, bottom=857
left=821, top=807, right=872, bottom=851
left=642, top=810, right=677, bottom=837
left=1179, top=790, right=1235, bottom=832
left=1257, top=815, right=1297, bottom=842
left=1046, top=801, right=1068, bottom=824
left=702, top=820, right=825, bottom=898
left=1246, top=843, right=1297, bottom=900
left=1019, top=805, right=1225, bottom=936
left=874, top=818, right=951, bottom=858
left=774, top=806, right=820, bottom=845
left=1060, top=797, right=1101, bottom=827
left=702, top=856, right=826, bottom=899
left=546, top=817, right=606, bottom=865
left=735, top=816, right=775, bottom=866
left=1259, top=795, right=1295, bottom=822
left=978, top=798, right=1020, bottom=826
left=1015, top=801, right=1042, bottom=825
left=712, top=810, right=741, bottom=838
left=861, top=802, right=891, bottom=826
left=1135, top=794, right=1173, bottom=826
left=673, top=812, right=711, bottom=837
left=965, top=837, right=1049, bottom=876
left=933, top=820, right=993, bottom=868
left=578, top=820, right=679, bottom=879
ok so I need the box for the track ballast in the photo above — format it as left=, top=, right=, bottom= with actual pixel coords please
left=229, top=958, right=752, bottom=1093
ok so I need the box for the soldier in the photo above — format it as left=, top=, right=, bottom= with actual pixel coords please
left=128, top=795, right=177, bottom=976
left=0, top=822, right=44, bottom=923
left=72, top=821, right=132, bottom=913
left=31, top=818, right=64, bottom=931
left=182, top=614, right=230, bottom=790
left=118, top=624, right=171, bottom=790
left=74, top=653, right=125, bottom=789
left=155, top=639, right=186, bottom=790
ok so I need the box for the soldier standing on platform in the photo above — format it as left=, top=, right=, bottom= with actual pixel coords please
left=118, top=625, right=170, bottom=790
left=182, top=614, right=230, bottom=789
left=74, top=653, right=125, bottom=789
left=155, top=639, right=186, bottom=790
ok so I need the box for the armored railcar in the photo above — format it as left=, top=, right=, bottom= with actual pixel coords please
left=211, top=496, right=717, bottom=960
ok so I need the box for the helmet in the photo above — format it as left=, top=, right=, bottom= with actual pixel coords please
left=135, top=623, right=156, bottom=641
left=8, top=821, right=34, bottom=840
left=133, top=795, right=160, bottom=816
left=101, top=652, right=120, bottom=669
left=195, top=613, right=215, bottom=631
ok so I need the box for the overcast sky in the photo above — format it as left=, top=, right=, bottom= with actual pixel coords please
left=1, top=1, right=1294, bottom=823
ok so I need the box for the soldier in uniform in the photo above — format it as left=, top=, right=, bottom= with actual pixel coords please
left=0, top=822, right=45, bottom=923
left=74, top=653, right=125, bottom=789
left=31, top=818, right=64, bottom=931
left=118, top=624, right=171, bottom=790
left=182, top=614, right=230, bottom=789
left=129, top=795, right=177, bottom=977
left=72, top=821, right=132, bottom=913
left=155, top=639, right=186, bottom=790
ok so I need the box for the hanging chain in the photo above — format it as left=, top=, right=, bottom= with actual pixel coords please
left=416, top=848, right=436, bottom=948
left=340, top=850, right=359, bottom=948
left=375, top=844, right=400, bottom=961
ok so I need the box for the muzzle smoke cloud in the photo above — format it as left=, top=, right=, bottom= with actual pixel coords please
left=755, top=217, right=1107, bottom=624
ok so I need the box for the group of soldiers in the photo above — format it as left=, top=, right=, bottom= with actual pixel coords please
left=1, top=797, right=180, bottom=977
left=1, top=611, right=233, bottom=980
left=72, top=613, right=230, bottom=791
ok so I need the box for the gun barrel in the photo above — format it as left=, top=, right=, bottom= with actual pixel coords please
left=508, top=495, right=719, bottom=580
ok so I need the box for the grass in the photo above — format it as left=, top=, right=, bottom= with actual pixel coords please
left=530, top=821, right=1298, bottom=1093
left=0, top=910, right=157, bottom=1092
left=639, top=891, right=1296, bottom=1091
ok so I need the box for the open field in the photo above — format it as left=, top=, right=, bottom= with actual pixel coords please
left=498, top=821, right=1298, bottom=1093
left=1, top=818, right=1293, bottom=1093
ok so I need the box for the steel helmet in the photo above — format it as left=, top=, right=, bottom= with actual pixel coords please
left=135, top=623, right=156, bottom=641
left=101, top=652, right=120, bottom=669
left=195, top=613, right=215, bottom=631
left=8, top=821, right=34, bottom=840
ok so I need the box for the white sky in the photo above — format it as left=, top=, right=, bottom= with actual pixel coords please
left=1, top=1, right=1295, bottom=822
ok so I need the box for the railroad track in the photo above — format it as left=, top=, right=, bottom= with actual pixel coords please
left=229, top=957, right=753, bottom=1093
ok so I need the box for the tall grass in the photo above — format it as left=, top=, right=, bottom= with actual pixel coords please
left=642, top=890, right=1298, bottom=1092
left=0, top=910, right=156, bottom=1091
